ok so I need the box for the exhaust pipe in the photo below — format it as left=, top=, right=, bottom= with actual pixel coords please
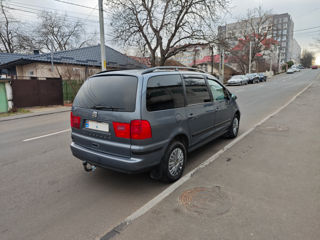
left=83, top=161, right=96, bottom=172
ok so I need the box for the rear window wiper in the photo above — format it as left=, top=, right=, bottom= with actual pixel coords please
left=91, top=105, right=124, bottom=111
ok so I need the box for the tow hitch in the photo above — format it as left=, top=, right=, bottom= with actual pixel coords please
left=82, top=161, right=96, bottom=172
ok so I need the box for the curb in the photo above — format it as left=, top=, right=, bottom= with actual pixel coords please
left=0, top=108, right=71, bottom=122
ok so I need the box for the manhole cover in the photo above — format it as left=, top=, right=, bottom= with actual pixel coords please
left=179, top=186, right=231, bottom=217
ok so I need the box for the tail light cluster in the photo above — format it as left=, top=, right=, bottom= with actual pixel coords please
left=70, top=112, right=81, bottom=129
left=113, top=120, right=152, bottom=140
left=70, top=112, right=151, bottom=140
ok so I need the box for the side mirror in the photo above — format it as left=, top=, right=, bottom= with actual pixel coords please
left=231, top=94, right=237, bottom=100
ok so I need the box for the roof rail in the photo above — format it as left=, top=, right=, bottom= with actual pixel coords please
left=141, top=66, right=205, bottom=74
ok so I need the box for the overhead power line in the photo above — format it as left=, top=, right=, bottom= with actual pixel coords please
left=294, top=25, right=320, bottom=32
left=53, top=0, right=112, bottom=14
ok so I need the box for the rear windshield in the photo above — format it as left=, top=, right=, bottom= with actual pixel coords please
left=73, top=75, right=138, bottom=112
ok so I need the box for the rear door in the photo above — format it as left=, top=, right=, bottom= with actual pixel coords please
left=71, top=75, right=140, bottom=158
left=183, top=74, right=214, bottom=146
left=207, top=78, right=233, bottom=131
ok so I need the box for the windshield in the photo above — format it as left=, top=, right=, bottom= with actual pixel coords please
left=73, top=75, right=138, bottom=112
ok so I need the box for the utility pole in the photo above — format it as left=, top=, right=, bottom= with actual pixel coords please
left=219, top=47, right=224, bottom=83
left=277, top=46, right=281, bottom=73
left=248, top=41, right=252, bottom=74
left=211, top=45, right=214, bottom=75
left=50, top=41, right=54, bottom=73
left=98, top=0, right=106, bottom=71
left=269, top=47, right=273, bottom=72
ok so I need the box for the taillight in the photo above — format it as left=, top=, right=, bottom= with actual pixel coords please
left=113, top=120, right=152, bottom=140
left=70, top=112, right=81, bottom=129
left=113, top=122, right=130, bottom=138
left=131, top=120, right=152, bottom=139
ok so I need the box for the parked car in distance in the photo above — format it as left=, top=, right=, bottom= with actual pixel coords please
left=291, top=66, right=300, bottom=72
left=258, top=73, right=267, bottom=82
left=70, top=67, right=241, bottom=182
left=246, top=73, right=260, bottom=84
left=227, top=75, right=248, bottom=86
left=311, top=65, right=318, bottom=69
left=287, top=68, right=295, bottom=74
left=297, top=64, right=304, bottom=69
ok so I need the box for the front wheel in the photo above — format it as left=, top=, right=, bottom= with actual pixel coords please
left=159, top=141, right=187, bottom=183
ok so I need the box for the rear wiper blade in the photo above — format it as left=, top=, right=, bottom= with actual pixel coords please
left=92, top=105, right=123, bottom=111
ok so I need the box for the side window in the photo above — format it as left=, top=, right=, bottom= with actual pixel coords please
left=207, top=79, right=228, bottom=101
left=146, top=75, right=185, bottom=111
left=184, top=75, right=211, bottom=105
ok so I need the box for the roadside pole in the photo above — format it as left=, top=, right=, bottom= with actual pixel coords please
left=277, top=46, right=281, bottom=73
left=248, top=41, right=252, bottom=74
left=98, top=0, right=106, bottom=71
left=211, top=45, right=214, bottom=75
left=219, top=47, right=224, bottom=83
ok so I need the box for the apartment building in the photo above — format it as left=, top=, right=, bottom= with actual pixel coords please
left=219, top=13, right=298, bottom=64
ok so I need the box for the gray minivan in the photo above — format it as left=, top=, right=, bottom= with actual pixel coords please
left=70, top=67, right=240, bottom=182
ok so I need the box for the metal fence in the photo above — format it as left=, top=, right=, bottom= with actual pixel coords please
left=12, top=78, right=63, bottom=107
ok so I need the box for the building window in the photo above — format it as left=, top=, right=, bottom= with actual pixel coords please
left=282, top=36, right=286, bottom=41
left=283, top=17, right=288, bottom=22
left=29, top=71, right=34, bottom=76
left=282, top=42, right=286, bottom=47
left=283, top=23, right=287, bottom=29
left=283, top=29, right=287, bottom=34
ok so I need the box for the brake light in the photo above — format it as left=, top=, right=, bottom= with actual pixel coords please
left=70, top=112, right=81, bottom=129
left=131, top=120, right=152, bottom=139
left=113, top=122, right=130, bottom=138
left=113, top=120, right=152, bottom=139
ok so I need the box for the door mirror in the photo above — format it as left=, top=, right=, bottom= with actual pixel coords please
left=231, top=94, right=237, bottom=100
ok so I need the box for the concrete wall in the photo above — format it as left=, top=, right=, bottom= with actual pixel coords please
left=15, top=63, right=101, bottom=80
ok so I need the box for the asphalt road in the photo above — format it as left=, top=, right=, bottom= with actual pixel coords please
left=1, top=69, right=319, bottom=240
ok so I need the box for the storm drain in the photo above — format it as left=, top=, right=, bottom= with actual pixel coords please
left=179, top=186, right=231, bottom=217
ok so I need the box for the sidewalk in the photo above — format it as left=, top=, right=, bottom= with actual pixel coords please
left=110, top=80, right=320, bottom=240
left=0, top=105, right=70, bottom=122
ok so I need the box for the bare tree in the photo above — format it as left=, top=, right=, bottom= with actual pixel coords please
left=300, top=50, right=314, bottom=68
left=225, top=7, right=276, bottom=73
left=36, top=11, right=94, bottom=52
left=107, top=0, right=229, bottom=67
left=0, top=0, right=32, bottom=53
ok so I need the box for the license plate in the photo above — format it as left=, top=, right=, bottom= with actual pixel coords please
left=85, top=120, right=109, bottom=132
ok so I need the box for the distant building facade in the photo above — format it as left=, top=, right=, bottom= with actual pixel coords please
left=290, top=39, right=301, bottom=63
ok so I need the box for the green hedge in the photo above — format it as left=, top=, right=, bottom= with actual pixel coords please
left=62, top=80, right=84, bottom=102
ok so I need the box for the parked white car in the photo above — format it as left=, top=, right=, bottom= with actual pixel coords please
left=292, top=66, right=300, bottom=72
left=227, top=75, right=248, bottom=86
left=287, top=68, right=295, bottom=74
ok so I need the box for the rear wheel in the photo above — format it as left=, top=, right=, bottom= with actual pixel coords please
left=155, top=141, right=187, bottom=183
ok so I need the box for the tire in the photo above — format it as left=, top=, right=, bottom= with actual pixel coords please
left=159, top=141, right=187, bottom=183
left=224, top=115, right=240, bottom=139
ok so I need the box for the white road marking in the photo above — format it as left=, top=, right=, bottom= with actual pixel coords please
left=98, top=81, right=314, bottom=240
left=23, top=129, right=71, bottom=142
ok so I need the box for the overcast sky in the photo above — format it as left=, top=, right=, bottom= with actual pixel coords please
left=4, top=0, right=320, bottom=55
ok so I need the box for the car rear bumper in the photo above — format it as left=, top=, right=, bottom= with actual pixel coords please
left=70, top=142, right=163, bottom=173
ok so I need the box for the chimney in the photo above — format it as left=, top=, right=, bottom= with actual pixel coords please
left=33, top=50, right=40, bottom=55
